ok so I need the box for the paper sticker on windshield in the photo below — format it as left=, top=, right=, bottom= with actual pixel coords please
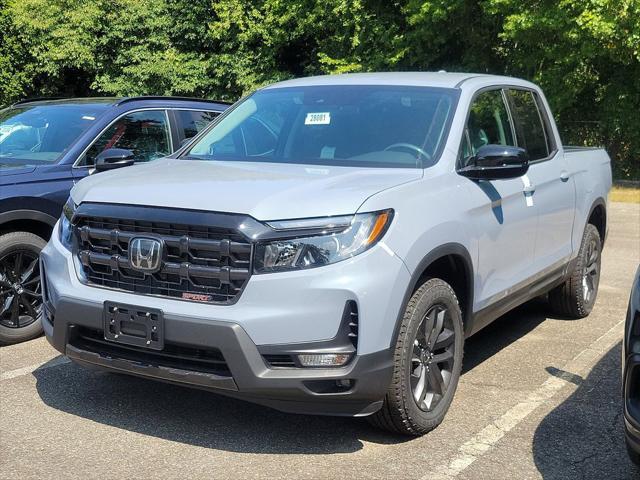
left=305, top=112, right=331, bottom=125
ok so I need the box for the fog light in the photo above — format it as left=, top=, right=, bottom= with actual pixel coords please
left=297, top=353, right=351, bottom=367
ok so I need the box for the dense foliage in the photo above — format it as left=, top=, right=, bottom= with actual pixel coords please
left=0, top=0, right=637, bottom=178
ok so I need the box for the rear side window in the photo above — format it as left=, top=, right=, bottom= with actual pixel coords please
left=175, top=110, right=220, bottom=140
left=506, top=90, right=551, bottom=161
left=81, top=110, right=171, bottom=166
left=460, top=89, right=514, bottom=164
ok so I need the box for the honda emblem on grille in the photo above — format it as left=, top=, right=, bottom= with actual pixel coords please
left=129, top=237, right=163, bottom=273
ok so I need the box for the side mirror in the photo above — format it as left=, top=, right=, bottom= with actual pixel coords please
left=95, top=148, right=135, bottom=172
left=458, top=145, right=529, bottom=180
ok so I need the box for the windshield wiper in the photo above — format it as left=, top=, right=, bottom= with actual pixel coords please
left=182, top=155, right=214, bottom=161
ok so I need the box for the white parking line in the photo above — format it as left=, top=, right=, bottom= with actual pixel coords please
left=0, top=356, right=70, bottom=381
left=425, top=319, right=625, bottom=480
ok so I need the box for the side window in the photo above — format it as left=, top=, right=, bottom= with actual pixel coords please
left=175, top=110, right=219, bottom=140
left=80, top=110, right=171, bottom=166
left=461, top=90, right=514, bottom=163
left=506, top=90, right=550, bottom=161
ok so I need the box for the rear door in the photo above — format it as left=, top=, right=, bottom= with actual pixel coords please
left=505, top=89, right=575, bottom=273
left=459, top=88, right=538, bottom=310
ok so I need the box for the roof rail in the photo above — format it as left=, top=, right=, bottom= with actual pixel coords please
left=11, top=96, right=69, bottom=106
left=115, top=96, right=233, bottom=106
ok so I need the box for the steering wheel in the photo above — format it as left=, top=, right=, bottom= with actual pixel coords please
left=384, top=143, right=432, bottom=161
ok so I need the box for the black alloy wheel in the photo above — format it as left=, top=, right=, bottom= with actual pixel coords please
left=368, top=278, right=464, bottom=435
left=410, top=304, right=456, bottom=412
left=0, top=232, right=47, bottom=345
left=581, top=235, right=600, bottom=306
left=549, top=223, right=602, bottom=318
left=0, top=249, right=42, bottom=329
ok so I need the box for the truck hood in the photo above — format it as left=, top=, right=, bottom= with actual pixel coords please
left=71, top=158, right=422, bottom=220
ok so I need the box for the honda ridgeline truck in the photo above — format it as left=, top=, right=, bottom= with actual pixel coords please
left=40, top=73, right=611, bottom=435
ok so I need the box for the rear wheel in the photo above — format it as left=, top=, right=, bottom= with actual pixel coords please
left=0, top=232, right=46, bottom=345
left=368, top=278, right=464, bottom=435
left=549, top=224, right=601, bottom=318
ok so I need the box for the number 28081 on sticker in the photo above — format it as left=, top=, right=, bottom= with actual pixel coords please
left=305, top=112, right=331, bottom=125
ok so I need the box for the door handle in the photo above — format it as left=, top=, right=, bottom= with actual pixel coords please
left=523, top=184, right=536, bottom=194
left=560, top=170, right=570, bottom=182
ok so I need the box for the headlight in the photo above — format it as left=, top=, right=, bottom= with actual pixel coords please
left=58, top=198, right=76, bottom=250
left=254, top=210, right=393, bottom=273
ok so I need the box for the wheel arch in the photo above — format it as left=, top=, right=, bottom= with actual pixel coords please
left=390, top=243, right=475, bottom=347
left=0, top=210, right=56, bottom=240
left=587, top=197, right=607, bottom=246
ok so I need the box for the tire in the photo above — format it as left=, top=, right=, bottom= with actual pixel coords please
left=549, top=224, right=601, bottom=319
left=368, top=278, right=464, bottom=435
left=0, top=231, right=47, bottom=345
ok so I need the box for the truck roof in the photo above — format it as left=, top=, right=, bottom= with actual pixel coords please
left=263, top=72, right=530, bottom=90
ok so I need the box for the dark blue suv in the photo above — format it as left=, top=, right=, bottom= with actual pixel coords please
left=0, top=96, right=229, bottom=344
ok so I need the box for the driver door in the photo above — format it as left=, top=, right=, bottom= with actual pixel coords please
left=73, top=109, right=172, bottom=178
left=460, top=89, right=538, bottom=312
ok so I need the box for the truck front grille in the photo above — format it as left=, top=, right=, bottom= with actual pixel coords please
left=74, top=214, right=252, bottom=304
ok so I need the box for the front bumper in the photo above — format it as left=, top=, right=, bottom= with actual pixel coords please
left=40, top=222, right=407, bottom=416
left=42, top=296, right=392, bottom=416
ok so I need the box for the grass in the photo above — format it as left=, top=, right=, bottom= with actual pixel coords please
left=610, top=185, right=640, bottom=203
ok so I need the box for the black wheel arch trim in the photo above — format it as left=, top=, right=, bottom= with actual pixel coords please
left=390, top=243, right=475, bottom=348
left=0, top=209, right=57, bottom=228
left=586, top=196, right=607, bottom=245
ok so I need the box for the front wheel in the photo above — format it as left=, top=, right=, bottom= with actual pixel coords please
left=368, top=278, right=464, bottom=435
left=0, top=231, right=47, bottom=345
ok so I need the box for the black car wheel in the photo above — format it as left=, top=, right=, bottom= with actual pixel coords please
left=409, top=303, right=457, bottom=413
left=0, top=232, right=46, bottom=345
left=549, top=223, right=601, bottom=318
left=368, top=278, right=464, bottom=435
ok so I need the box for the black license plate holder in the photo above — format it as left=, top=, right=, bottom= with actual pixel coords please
left=103, top=301, right=164, bottom=350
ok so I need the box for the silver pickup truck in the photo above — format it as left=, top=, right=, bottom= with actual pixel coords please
left=40, top=72, right=611, bottom=435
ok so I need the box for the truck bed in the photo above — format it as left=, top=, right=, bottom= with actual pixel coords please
left=564, top=145, right=605, bottom=153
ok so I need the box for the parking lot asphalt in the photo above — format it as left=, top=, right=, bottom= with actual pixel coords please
left=1, top=201, right=639, bottom=480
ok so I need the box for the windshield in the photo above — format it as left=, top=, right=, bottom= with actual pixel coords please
left=185, top=85, right=458, bottom=168
left=0, top=103, right=110, bottom=166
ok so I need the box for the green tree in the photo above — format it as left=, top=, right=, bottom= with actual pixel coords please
left=0, top=0, right=637, bottom=178
left=486, top=0, right=640, bottom=179
left=207, top=0, right=408, bottom=95
left=0, top=0, right=225, bottom=101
